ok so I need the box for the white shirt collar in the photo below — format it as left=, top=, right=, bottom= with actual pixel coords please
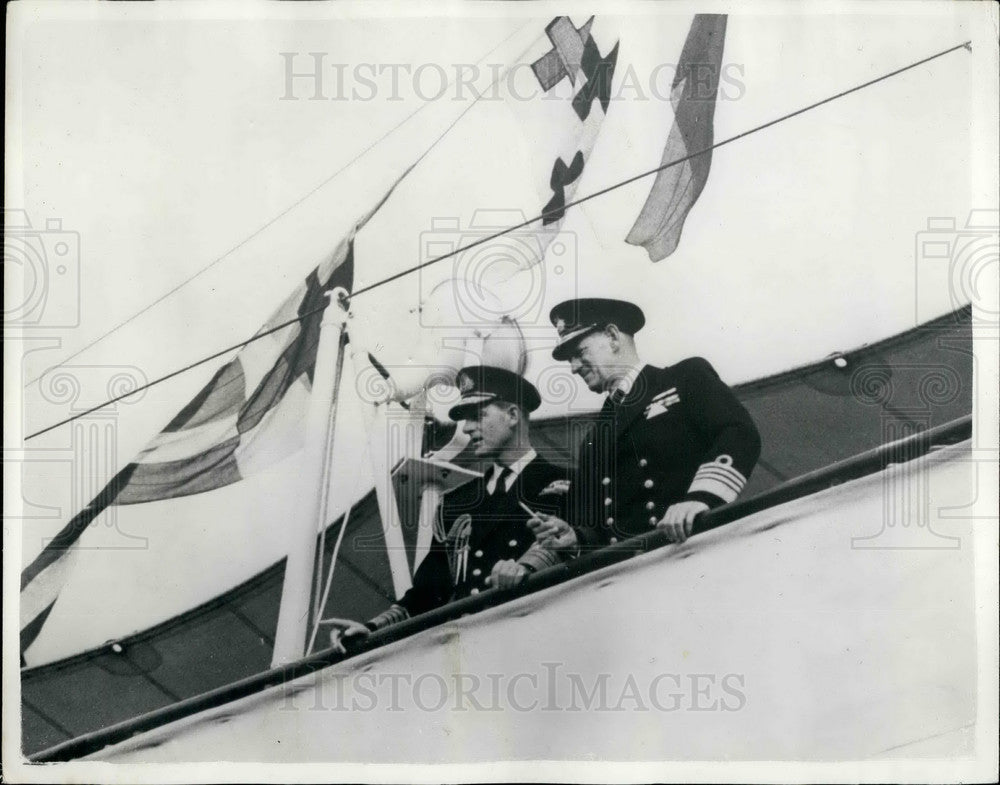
left=608, top=364, right=643, bottom=398
left=487, top=448, right=537, bottom=494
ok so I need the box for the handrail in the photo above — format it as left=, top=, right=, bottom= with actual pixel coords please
left=29, top=414, right=971, bottom=763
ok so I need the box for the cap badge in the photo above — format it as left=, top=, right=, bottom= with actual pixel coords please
left=457, top=372, right=476, bottom=395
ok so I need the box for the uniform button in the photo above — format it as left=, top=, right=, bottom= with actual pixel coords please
left=471, top=588, right=480, bottom=595
left=604, top=497, right=613, bottom=506
left=474, top=550, right=483, bottom=558
left=602, top=477, right=611, bottom=486
left=609, top=537, right=618, bottom=544
left=508, top=539, right=518, bottom=547
left=606, top=517, right=614, bottom=525
left=649, top=516, right=658, bottom=526
left=645, top=501, right=655, bottom=511
left=472, top=568, right=481, bottom=576
left=643, top=479, right=654, bottom=489
left=639, top=459, right=648, bottom=468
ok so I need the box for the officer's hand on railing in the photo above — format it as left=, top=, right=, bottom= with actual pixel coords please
left=526, top=513, right=578, bottom=552
left=487, top=559, right=529, bottom=589
left=329, top=620, right=370, bottom=654
left=656, top=500, right=709, bottom=543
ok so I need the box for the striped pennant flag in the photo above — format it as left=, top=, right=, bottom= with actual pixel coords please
left=19, top=187, right=399, bottom=659
left=626, top=14, right=728, bottom=261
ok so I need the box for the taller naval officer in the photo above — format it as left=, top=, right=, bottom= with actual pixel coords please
left=528, top=298, right=761, bottom=551
left=331, top=365, right=567, bottom=652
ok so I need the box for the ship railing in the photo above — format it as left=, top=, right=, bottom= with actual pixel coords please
left=30, top=414, right=972, bottom=762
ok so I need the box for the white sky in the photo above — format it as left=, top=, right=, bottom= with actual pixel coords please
left=5, top=1, right=997, bottom=663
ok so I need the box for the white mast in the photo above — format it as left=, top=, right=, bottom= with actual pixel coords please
left=349, top=351, right=415, bottom=600
left=271, top=288, right=350, bottom=666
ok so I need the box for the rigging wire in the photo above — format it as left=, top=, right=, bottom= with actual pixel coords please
left=349, top=39, right=973, bottom=298
left=306, top=503, right=354, bottom=657
left=24, top=39, right=972, bottom=443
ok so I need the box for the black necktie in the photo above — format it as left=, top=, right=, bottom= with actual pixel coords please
left=609, top=387, right=626, bottom=406
left=492, top=465, right=512, bottom=495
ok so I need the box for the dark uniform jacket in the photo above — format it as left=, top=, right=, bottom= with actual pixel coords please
left=367, top=454, right=567, bottom=630
left=568, top=359, right=761, bottom=548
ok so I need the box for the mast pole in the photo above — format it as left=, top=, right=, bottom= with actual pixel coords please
left=351, top=376, right=414, bottom=600
left=271, top=288, right=350, bottom=666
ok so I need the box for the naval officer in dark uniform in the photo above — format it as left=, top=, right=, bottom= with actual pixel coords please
left=529, top=298, right=761, bottom=551
left=331, top=365, right=567, bottom=652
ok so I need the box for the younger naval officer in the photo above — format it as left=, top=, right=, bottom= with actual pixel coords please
left=331, top=365, right=567, bottom=653
left=528, top=297, right=761, bottom=551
